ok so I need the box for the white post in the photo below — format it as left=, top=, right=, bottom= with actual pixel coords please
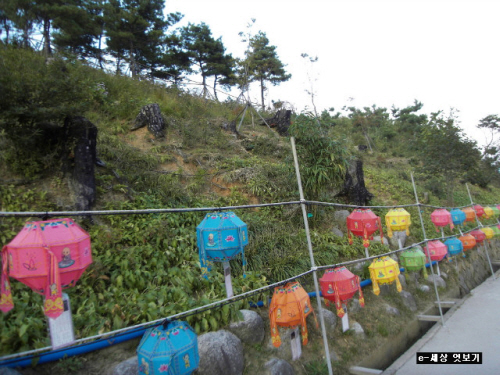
left=341, top=304, right=350, bottom=332
left=223, top=261, right=234, bottom=298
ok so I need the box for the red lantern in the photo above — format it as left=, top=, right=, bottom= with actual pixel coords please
left=470, top=229, right=486, bottom=244
left=424, top=240, right=447, bottom=262
left=430, top=209, right=454, bottom=232
left=459, top=233, right=476, bottom=251
left=1, top=218, right=92, bottom=318
left=319, top=267, right=364, bottom=318
left=473, top=205, right=485, bottom=218
left=346, top=209, right=383, bottom=248
left=462, top=207, right=476, bottom=222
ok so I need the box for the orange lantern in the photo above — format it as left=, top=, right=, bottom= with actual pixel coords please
left=368, top=256, right=402, bottom=295
left=319, top=267, right=364, bottom=318
left=269, top=281, right=317, bottom=348
left=462, top=207, right=476, bottom=222
left=473, top=205, right=485, bottom=218
left=385, top=208, right=411, bottom=238
left=424, top=240, right=447, bottom=261
left=459, top=233, right=476, bottom=251
left=470, top=229, right=486, bottom=244
left=347, top=209, right=383, bottom=248
left=430, top=209, right=454, bottom=232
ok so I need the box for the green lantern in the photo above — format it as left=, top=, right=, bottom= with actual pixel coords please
left=491, top=226, right=500, bottom=238
left=399, top=248, right=428, bottom=281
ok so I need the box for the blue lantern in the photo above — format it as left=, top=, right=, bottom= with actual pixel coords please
left=450, top=209, right=466, bottom=226
left=444, top=237, right=464, bottom=260
left=137, top=320, right=199, bottom=375
left=196, top=212, right=248, bottom=278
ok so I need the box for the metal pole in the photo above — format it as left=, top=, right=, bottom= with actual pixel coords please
left=290, top=137, right=333, bottom=375
left=411, top=173, right=445, bottom=325
left=465, top=184, right=496, bottom=279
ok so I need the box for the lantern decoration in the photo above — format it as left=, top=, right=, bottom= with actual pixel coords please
left=319, top=267, right=364, bottom=318
left=269, top=281, right=318, bottom=348
left=196, top=211, right=248, bottom=277
left=137, top=320, right=199, bottom=375
left=473, top=205, right=485, bottom=218
left=459, top=233, right=476, bottom=251
left=1, top=218, right=92, bottom=319
left=470, top=229, right=486, bottom=244
left=347, top=209, right=383, bottom=248
left=450, top=209, right=466, bottom=227
left=444, top=237, right=464, bottom=259
left=424, top=240, right=448, bottom=262
left=385, top=208, right=411, bottom=238
left=483, top=206, right=500, bottom=219
left=491, top=226, right=500, bottom=238
left=430, top=209, right=454, bottom=233
left=368, top=256, right=402, bottom=296
left=462, top=207, right=476, bottom=222
left=399, top=248, right=428, bottom=279
left=480, top=227, right=494, bottom=241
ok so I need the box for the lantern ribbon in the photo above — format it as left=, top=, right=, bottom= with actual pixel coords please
left=43, top=249, right=63, bottom=319
left=0, top=247, right=14, bottom=314
left=357, top=276, right=365, bottom=307
left=333, top=284, right=345, bottom=318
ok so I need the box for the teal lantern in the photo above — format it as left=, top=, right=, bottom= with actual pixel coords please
left=450, top=209, right=466, bottom=226
left=137, top=320, right=199, bottom=375
left=444, top=237, right=464, bottom=260
left=399, top=248, right=428, bottom=281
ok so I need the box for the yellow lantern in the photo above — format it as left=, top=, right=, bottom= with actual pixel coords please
left=385, top=208, right=411, bottom=238
left=480, top=227, right=494, bottom=241
left=368, top=256, right=402, bottom=295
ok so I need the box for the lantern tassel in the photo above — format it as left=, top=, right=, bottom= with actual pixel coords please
left=0, top=248, right=14, bottom=314
left=334, top=284, right=345, bottom=318
left=395, top=276, right=403, bottom=293
left=363, top=226, right=369, bottom=248
left=270, top=313, right=282, bottom=348
left=370, top=269, right=380, bottom=295
left=43, top=249, right=64, bottom=319
left=385, top=217, right=393, bottom=238
left=357, top=277, right=365, bottom=307
left=347, top=230, right=353, bottom=245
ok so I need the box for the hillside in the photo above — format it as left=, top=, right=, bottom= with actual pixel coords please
left=2, top=48, right=500, bottom=374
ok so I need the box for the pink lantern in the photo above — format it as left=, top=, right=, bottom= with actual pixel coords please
left=430, top=209, right=454, bottom=233
left=1, top=218, right=92, bottom=318
left=470, top=229, right=486, bottom=244
left=424, top=240, right=448, bottom=262
left=473, top=205, right=485, bottom=218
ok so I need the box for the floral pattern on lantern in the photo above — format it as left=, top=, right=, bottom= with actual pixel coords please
left=430, top=209, right=454, bottom=233
left=319, top=267, right=364, bottom=318
left=424, top=240, right=448, bottom=262
left=269, top=281, right=317, bottom=348
left=450, top=209, right=466, bottom=227
left=399, top=248, right=428, bottom=279
left=385, top=208, right=411, bottom=238
left=368, top=256, right=402, bottom=295
left=459, top=233, right=476, bottom=251
left=347, top=209, right=383, bottom=248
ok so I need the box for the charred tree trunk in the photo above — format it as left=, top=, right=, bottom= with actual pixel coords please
left=132, top=103, right=166, bottom=139
left=336, top=159, right=374, bottom=206
left=261, top=109, right=291, bottom=136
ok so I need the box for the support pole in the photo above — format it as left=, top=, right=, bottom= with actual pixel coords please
left=411, top=173, right=445, bottom=325
left=466, top=184, right=496, bottom=279
left=222, top=262, right=234, bottom=298
left=291, top=137, right=333, bottom=375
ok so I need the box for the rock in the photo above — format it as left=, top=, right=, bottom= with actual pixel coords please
left=198, top=330, right=244, bottom=375
left=399, top=290, right=417, bottom=311
left=333, top=210, right=350, bottom=224
left=427, top=274, right=446, bottom=288
left=110, top=356, right=137, bottom=375
left=264, top=358, right=295, bottom=375
left=0, top=368, right=23, bottom=375
left=132, top=103, right=166, bottom=138
left=228, top=309, right=265, bottom=344
left=319, top=308, right=337, bottom=337
left=349, top=298, right=362, bottom=314
left=384, top=304, right=401, bottom=316
left=411, top=243, right=424, bottom=252
left=350, top=322, right=365, bottom=338
left=373, top=235, right=389, bottom=246
left=389, top=231, right=407, bottom=248
left=418, top=284, right=431, bottom=293
left=398, top=274, right=407, bottom=288
left=332, top=227, right=344, bottom=238
left=440, top=271, right=448, bottom=279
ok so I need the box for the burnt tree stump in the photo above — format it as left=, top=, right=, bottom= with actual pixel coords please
left=262, top=109, right=291, bottom=136
left=63, top=116, right=98, bottom=211
left=336, top=159, right=374, bottom=206
left=132, top=103, right=166, bottom=139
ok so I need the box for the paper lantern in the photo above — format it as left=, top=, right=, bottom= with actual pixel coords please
left=269, top=281, right=317, bottom=348
left=444, top=237, right=464, bottom=259
left=347, top=209, right=384, bottom=248
left=450, top=209, right=466, bottom=226
left=470, top=229, right=486, bottom=244
left=473, top=205, right=485, bottom=218
left=137, top=320, right=199, bottom=375
left=196, top=212, right=248, bottom=277
left=424, top=240, right=447, bottom=262
left=483, top=206, right=500, bottom=219
left=430, top=209, right=454, bottom=232
left=462, top=207, right=476, bottom=222
left=368, top=256, right=402, bottom=295
left=399, top=248, right=428, bottom=279
left=491, top=226, right=500, bottom=238
left=385, top=208, right=411, bottom=238
left=459, top=233, right=476, bottom=251
left=1, top=218, right=92, bottom=318
left=480, top=227, right=494, bottom=241
left=319, top=267, right=364, bottom=318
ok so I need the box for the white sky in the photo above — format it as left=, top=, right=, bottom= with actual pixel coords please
left=167, top=0, right=500, bottom=146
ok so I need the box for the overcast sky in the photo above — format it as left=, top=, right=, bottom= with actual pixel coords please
left=167, top=0, right=500, bottom=146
